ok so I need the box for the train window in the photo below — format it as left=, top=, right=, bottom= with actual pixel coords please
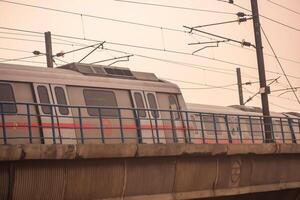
left=133, top=92, right=146, bottom=118
left=0, top=83, right=17, bottom=113
left=54, top=87, right=69, bottom=115
left=37, top=85, right=51, bottom=114
left=147, top=93, right=160, bottom=118
left=84, top=89, right=118, bottom=117
left=168, top=95, right=180, bottom=120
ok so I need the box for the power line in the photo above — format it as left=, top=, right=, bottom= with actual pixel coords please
left=0, top=47, right=32, bottom=53
left=1, top=14, right=300, bottom=65
left=0, top=35, right=74, bottom=46
left=1, top=26, right=300, bottom=80
left=0, top=0, right=186, bottom=33
left=244, top=76, right=280, bottom=105
left=0, top=55, right=42, bottom=62
left=163, top=78, right=238, bottom=92
left=114, top=0, right=237, bottom=15
left=223, top=1, right=300, bottom=32
left=1, top=28, right=299, bottom=80
left=0, top=58, right=46, bottom=65
left=265, top=0, right=300, bottom=16
left=261, top=25, right=300, bottom=104
left=180, top=83, right=237, bottom=90
left=103, top=47, right=255, bottom=78
left=269, top=102, right=300, bottom=112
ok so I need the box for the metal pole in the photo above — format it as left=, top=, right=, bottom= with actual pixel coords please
left=44, top=31, right=53, bottom=68
left=236, top=68, right=244, bottom=105
left=250, top=0, right=272, bottom=142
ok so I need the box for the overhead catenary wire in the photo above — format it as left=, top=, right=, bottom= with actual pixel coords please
left=260, top=25, right=300, bottom=104
left=0, top=19, right=300, bottom=65
left=0, top=47, right=32, bottom=53
left=163, top=78, right=239, bottom=92
left=1, top=27, right=300, bottom=81
left=114, top=0, right=237, bottom=15
left=265, top=0, right=300, bottom=16
left=0, top=54, right=43, bottom=62
left=0, top=58, right=46, bottom=65
left=2, top=0, right=300, bottom=65
left=221, top=0, right=300, bottom=32
left=243, top=76, right=280, bottom=105
left=103, top=47, right=253, bottom=78
left=51, top=33, right=300, bottom=80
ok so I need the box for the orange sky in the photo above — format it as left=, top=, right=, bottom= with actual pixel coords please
left=0, top=0, right=300, bottom=112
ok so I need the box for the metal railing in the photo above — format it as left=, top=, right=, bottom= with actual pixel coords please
left=0, top=102, right=299, bottom=144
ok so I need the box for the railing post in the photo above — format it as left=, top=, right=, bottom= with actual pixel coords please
left=26, top=104, right=33, bottom=144
left=98, top=108, right=105, bottom=143
left=154, top=110, right=160, bottom=143
left=50, top=105, right=56, bottom=144
left=260, top=116, right=265, bottom=142
left=237, top=116, right=243, bottom=143
left=249, top=116, right=254, bottom=144
left=78, top=107, right=84, bottom=144
left=279, top=118, right=285, bottom=143
left=199, top=113, right=205, bottom=144
left=170, top=110, right=177, bottom=143
left=212, top=114, right=218, bottom=144
left=118, top=108, right=125, bottom=143
left=225, top=115, right=232, bottom=144
left=135, top=108, right=142, bottom=143
left=287, top=118, right=296, bottom=144
left=1, top=104, right=7, bottom=144
left=185, top=112, right=191, bottom=143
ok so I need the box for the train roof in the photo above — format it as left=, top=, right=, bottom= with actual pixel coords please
left=186, top=103, right=251, bottom=115
left=186, top=103, right=291, bottom=118
left=0, top=63, right=181, bottom=93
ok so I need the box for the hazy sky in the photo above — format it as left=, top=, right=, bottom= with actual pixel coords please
left=0, top=0, right=300, bottom=112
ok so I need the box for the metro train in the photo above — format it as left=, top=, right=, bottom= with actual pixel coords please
left=0, top=62, right=299, bottom=144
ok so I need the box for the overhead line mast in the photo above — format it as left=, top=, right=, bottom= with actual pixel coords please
left=250, top=0, right=272, bottom=142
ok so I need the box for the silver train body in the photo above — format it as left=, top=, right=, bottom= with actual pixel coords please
left=0, top=62, right=299, bottom=144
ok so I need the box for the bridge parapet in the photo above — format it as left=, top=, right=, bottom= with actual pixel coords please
left=1, top=144, right=300, bottom=200
left=1, top=143, right=300, bottom=161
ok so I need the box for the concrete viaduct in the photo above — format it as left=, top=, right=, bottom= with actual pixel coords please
left=1, top=143, right=300, bottom=200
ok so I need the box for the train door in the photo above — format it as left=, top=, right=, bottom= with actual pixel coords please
left=145, top=92, right=166, bottom=143
left=131, top=91, right=166, bottom=143
left=168, top=94, right=185, bottom=143
left=33, top=83, right=76, bottom=144
left=50, top=85, right=76, bottom=144
left=33, top=83, right=58, bottom=144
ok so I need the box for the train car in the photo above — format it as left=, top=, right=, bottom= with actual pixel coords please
left=0, top=62, right=299, bottom=145
left=0, top=62, right=187, bottom=144
left=186, top=103, right=264, bottom=144
left=230, top=105, right=297, bottom=143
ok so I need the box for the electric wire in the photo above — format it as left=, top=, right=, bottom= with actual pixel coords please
left=0, top=47, right=32, bottom=53
left=1, top=27, right=300, bottom=81
left=265, top=0, right=300, bottom=16
left=261, top=25, right=300, bottom=104
left=114, top=0, right=237, bottom=15
left=226, top=1, right=300, bottom=32
left=0, top=54, right=43, bottom=62
left=1, top=16, right=300, bottom=65
left=0, top=35, right=75, bottom=46
left=163, top=78, right=238, bottom=92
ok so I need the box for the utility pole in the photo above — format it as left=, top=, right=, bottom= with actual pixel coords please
left=44, top=31, right=53, bottom=68
left=236, top=68, right=244, bottom=105
left=251, top=0, right=273, bottom=142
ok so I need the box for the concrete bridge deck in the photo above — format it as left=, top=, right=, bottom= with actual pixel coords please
left=1, top=144, right=300, bottom=200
